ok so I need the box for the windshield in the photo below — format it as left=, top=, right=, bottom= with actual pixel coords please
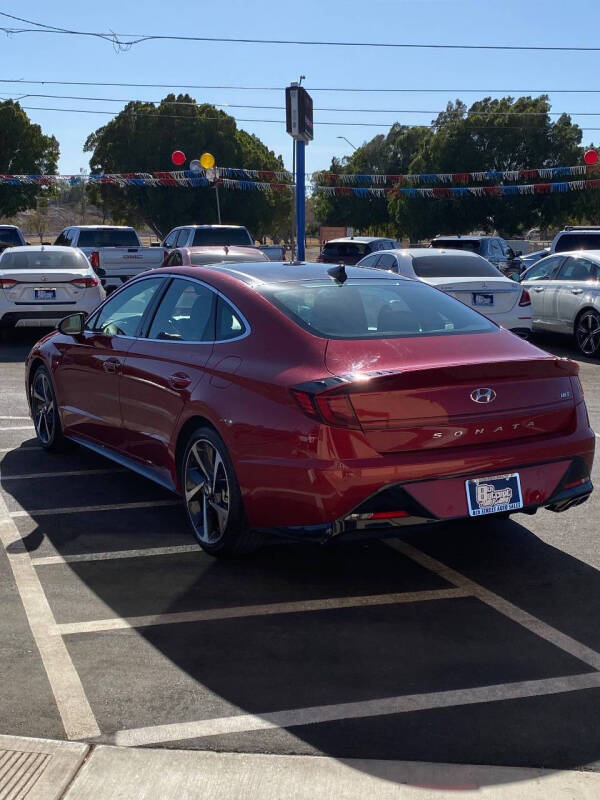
left=77, top=229, right=140, bottom=247
left=433, top=239, right=481, bottom=254
left=258, top=279, right=496, bottom=339
left=0, top=229, right=22, bottom=246
left=413, top=254, right=502, bottom=278
left=192, top=228, right=253, bottom=247
left=554, top=233, right=600, bottom=253
left=0, top=249, right=90, bottom=269
left=322, top=243, right=371, bottom=259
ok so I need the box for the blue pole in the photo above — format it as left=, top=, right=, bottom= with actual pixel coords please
left=296, top=139, right=305, bottom=260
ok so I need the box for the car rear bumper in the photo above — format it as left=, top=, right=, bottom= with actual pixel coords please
left=238, top=406, right=595, bottom=531
left=0, top=300, right=99, bottom=328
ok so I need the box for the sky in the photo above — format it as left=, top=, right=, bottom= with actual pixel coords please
left=2, top=0, right=600, bottom=177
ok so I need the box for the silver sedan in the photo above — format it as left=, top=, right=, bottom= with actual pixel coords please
left=520, top=249, right=600, bottom=357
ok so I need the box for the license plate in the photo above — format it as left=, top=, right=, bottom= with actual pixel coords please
left=34, top=289, right=56, bottom=300
left=465, top=473, right=523, bottom=517
left=473, top=293, right=494, bottom=306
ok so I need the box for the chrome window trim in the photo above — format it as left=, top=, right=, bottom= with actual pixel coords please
left=140, top=273, right=252, bottom=345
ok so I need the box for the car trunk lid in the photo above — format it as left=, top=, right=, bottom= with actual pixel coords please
left=423, top=276, right=520, bottom=313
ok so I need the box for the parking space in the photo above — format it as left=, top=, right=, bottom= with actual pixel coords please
left=1, top=328, right=600, bottom=771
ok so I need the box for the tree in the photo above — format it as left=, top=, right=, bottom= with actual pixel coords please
left=84, top=95, right=291, bottom=238
left=0, top=101, right=59, bottom=218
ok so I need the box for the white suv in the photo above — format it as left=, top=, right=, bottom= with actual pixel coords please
left=0, top=246, right=105, bottom=336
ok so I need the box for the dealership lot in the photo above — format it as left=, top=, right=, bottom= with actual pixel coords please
left=1, top=330, right=599, bottom=773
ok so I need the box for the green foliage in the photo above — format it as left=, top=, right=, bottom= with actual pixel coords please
left=84, top=95, right=291, bottom=238
left=0, top=101, right=59, bottom=217
left=314, top=96, right=592, bottom=240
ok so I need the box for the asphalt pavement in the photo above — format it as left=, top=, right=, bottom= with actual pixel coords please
left=0, top=327, right=599, bottom=794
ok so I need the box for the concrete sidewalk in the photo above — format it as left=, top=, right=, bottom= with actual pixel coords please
left=1, top=734, right=599, bottom=800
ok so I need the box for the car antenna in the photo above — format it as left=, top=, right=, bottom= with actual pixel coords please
left=328, top=263, right=347, bottom=284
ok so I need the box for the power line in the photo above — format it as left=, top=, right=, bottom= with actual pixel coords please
left=4, top=79, right=600, bottom=95
left=3, top=93, right=600, bottom=117
left=10, top=104, right=600, bottom=131
left=2, top=11, right=600, bottom=53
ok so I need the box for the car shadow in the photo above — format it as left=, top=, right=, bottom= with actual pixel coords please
left=0, top=328, right=50, bottom=363
left=2, top=440, right=600, bottom=785
left=529, top=330, right=598, bottom=364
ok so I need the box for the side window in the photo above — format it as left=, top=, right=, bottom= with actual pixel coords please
left=498, top=239, right=510, bottom=258
left=148, top=279, right=215, bottom=342
left=216, top=297, right=247, bottom=341
left=523, top=256, right=562, bottom=282
left=89, top=278, right=163, bottom=337
left=163, top=229, right=179, bottom=248
left=54, top=230, right=68, bottom=246
left=175, top=228, right=191, bottom=247
left=377, top=254, right=398, bottom=272
left=62, top=229, right=74, bottom=247
left=358, top=253, right=379, bottom=267
left=556, top=257, right=595, bottom=282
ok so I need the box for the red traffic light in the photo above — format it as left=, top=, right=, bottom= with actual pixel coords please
left=584, top=149, right=598, bottom=165
left=171, top=150, right=186, bottom=166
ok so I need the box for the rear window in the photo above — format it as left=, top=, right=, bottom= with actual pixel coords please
left=192, top=228, right=253, bottom=247
left=554, top=233, right=600, bottom=253
left=77, top=229, right=140, bottom=247
left=433, top=239, right=481, bottom=254
left=0, top=228, right=23, bottom=246
left=322, top=243, right=371, bottom=259
left=258, top=279, right=495, bottom=339
left=412, top=254, right=501, bottom=278
left=0, top=250, right=89, bottom=269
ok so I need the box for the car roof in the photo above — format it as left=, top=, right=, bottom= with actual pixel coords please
left=67, top=225, right=134, bottom=229
left=160, top=262, right=406, bottom=285
left=547, top=249, right=600, bottom=261
left=0, top=224, right=20, bottom=230
left=431, top=235, right=491, bottom=241
left=2, top=245, right=77, bottom=253
left=324, top=237, right=390, bottom=244
left=177, top=224, right=249, bottom=230
left=376, top=247, right=485, bottom=260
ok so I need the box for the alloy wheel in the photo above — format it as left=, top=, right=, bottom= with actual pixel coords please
left=31, top=372, right=56, bottom=445
left=184, top=438, right=230, bottom=544
left=576, top=311, right=600, bottom=356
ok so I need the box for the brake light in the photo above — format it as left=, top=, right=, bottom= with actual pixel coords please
left=70, top=277, right=99, bottom=288
left=162, top=249, right=170, bottom=265
left=89, top=251, right=100, bottom=270
left=519, top=288, right=532, bottom=307
left=291, top=389, right=361, bottom=429
left=0, top=278, right=17, bottom=289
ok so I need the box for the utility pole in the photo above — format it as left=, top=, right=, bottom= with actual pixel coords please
left=285, top=77, right=312, bottom=262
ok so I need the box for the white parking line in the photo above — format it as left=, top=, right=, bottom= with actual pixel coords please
left=2, top=468, right=124, bottom=482
left=0, top=446, right=40, bottom=454
left=389, top=539, right=600, bottom=671
left=56, top=588, right=471, bottom=635
left=31, top=544, right=200, bottom=566
left=0, top=416, right=31, bottom=420
left=113, top=671, right=600, bottom=747
left=0, top=426, right=35, bottom=431
left=9, top=500, right=180, bottom=518
left=0, top=490, right=100, bottom=739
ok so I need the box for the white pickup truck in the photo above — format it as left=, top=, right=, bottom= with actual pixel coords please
left=54, top=226, right=166, bottom=292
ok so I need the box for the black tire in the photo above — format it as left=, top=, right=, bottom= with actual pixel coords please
left=180, top=426, right=260, bottom=557
left=574, top=309, right=600, bottom=358
left=29, top=365, right=68, bottom=451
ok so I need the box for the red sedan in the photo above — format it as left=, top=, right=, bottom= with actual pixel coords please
left=26, top=262, right=595, bottom=557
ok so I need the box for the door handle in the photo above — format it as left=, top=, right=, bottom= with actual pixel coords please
left=570, top=288, right=583, bottom=295
left=103, top=357, right=122, bottom=373
left=169, top=372, right=192, bottom=390
left=532, top=287, right=545, bottom=292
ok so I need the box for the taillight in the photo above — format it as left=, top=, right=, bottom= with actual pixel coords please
left=519, top=288, right=532, bottom=307
left=162, top=249, right=170, bottom=265
left=90, top=251, right=100, bottom=270
left=0, top=278, right=18, bottom=289
left=70, top=277, right=98, bottom=288
left=291, top=389, right=361, bottom=429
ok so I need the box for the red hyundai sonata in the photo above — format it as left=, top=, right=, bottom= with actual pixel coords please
left=26, top=262, right=595, bottom=557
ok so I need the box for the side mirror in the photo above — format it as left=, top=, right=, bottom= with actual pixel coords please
left=58, top=312, right=85, bottom=336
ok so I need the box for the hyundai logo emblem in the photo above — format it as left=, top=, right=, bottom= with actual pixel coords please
left=470, top=387, right=496, bottom=404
